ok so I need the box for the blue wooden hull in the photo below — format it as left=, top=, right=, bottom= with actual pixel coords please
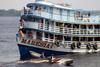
left=17, top=44, right=73, bottom=57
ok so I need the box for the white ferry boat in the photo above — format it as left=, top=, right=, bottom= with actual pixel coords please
left=16, top=0, right=100, bottom=57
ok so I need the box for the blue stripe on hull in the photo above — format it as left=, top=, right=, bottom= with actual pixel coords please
left=18, top=44, right=73, bottom=57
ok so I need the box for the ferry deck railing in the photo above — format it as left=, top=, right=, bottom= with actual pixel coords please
left=42, top=37, right=100, bottom=48
left=21, top=10, right=100, bottom=23
left=23, top=22, right=100, bottom=35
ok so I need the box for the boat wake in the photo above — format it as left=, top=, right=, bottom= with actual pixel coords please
left=0, top=58, right=73, bottom=66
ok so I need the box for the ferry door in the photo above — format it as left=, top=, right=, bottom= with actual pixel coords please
left=59, top=9, right=62, bottom=20
left=67, top=10, right=70, bottom=21
left=50, top=7, right=53, bottom=18
left=45, top=33, right=48, bottom=41
left=41, top=19, right=43, bottom=29
left=36, top=32, right=40, bottom=40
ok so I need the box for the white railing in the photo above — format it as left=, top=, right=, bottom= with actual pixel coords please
left=21, top=10, right=100, bottom=23
left=42, top=37, right=100, bottom=47
left=23, top=22, right=100, bottom=35
left=74, top=15, right=100, bottom=22
left=42, top=37, right=63, bottom=44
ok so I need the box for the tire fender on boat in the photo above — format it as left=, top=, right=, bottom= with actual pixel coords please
left=54, top=41, right=60, bottom=47
left=77, top=42, right=81, bottom=48
left=93, top=44, right=98, bottom=50
left=71, top=43, right=75, bottom=50
left=86, top=43, right=91, bottom=50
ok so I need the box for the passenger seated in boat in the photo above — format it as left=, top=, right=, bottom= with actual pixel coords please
left=49, top=54, right=59, bottom=63
left=40, top=52, right=45, bottom=58
left=49, top=54, right=55, bottom=62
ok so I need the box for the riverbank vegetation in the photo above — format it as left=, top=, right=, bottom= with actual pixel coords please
left=0, top=9, right=21, bottom=16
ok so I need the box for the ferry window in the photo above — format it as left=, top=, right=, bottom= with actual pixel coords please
left=45, top=20, right=48, bottom=24
left=58, top=35, right=63, bottom=40
left=88, top=37, right=93, bottom=41
left=88, top=25, right=93, bottom=29
left=56, top=22, right=59, bottom=26
left=99, top=20, right=100, bottom=22
left=27, top=16, right=31, bottom=21
left=50, top=34, right=53, bottom=39
left=67, top=24, right=71, bottom=28
left=46, top=7, right=48, bottom=12
left=73, top=24, right=79, bottom=28
left=55, top=35, right=63, bottom=40
left=73, top=37, right=79, bottom=41
left=35, top=6, right=38, bottom=10
left=32, top=18, right=36, bottom=22
left=36, top=18, right=39, bottom=22
left=51, top=21, right=54, bottom=26
left=95, top=37, right=100, bottom=41
left=81, top=25, right=86, bottom=29
left=43, top=6, right=46, bottom=11
left=81, top=37, right=87, bottom=41
left=49, top=7, right=53, bottom=12
left=94, top=25, right=99, bottom=29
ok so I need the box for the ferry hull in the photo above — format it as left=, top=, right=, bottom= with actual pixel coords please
left=17, top=44, right=73, bottom=57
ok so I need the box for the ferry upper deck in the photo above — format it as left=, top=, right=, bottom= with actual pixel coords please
left=20, top=0, right=100, bottom=37
left=21, top=0, right=100, bottom=24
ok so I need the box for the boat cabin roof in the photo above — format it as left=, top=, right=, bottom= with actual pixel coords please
left=27, top=0, right=91, bottom=12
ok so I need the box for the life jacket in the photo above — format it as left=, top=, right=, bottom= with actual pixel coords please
left=19, top=30, right=22, bottom=36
